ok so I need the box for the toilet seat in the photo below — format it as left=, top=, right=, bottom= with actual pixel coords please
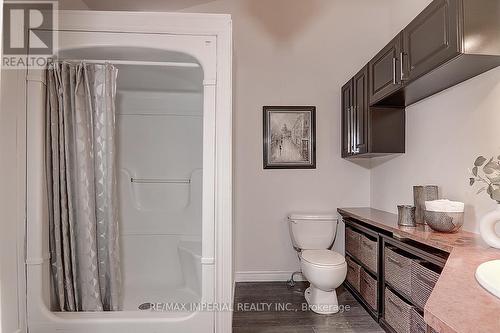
left=301, top=249, right=345, bottom=267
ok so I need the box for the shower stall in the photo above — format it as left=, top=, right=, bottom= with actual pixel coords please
left=25, top=11, right=232, bottom=333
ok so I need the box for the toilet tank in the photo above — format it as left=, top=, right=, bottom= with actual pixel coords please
left=287, top=214, right=338, bottom=250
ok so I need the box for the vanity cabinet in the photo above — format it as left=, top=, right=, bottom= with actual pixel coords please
left=401, top=0, right=460, bottom=83
left=341, top=216, right=448, bottom=333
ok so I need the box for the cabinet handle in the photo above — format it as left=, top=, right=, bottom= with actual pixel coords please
left=415, top=272, right=436, bottom=286
left=400, top=52, right=406, bottom=81
left=387, top=256, right=403, bottom=268
left=392, top=57, right=397, bottom=84
left=387, top=297, right=403, bottom=312
left=350, top=106, right=355, bottom=154
left=353, top=106, right=358, bottom=153
left=361, top=240, right=374, bottom=249
left=347, top=106, right=351, bottom=154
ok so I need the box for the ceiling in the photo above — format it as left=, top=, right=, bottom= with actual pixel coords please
left=81, top=0, right=218, bottom=11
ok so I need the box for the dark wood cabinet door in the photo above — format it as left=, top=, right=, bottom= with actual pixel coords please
left=353, top=66, right=369, bottom=154
left=369, top=34, right=403, bottom=105
left=341, top=80, right=353, bottom=157
left=402, top=0, right=460, bottom=82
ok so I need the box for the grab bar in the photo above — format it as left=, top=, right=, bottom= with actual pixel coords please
left=130, top=178, right=191, bottom=184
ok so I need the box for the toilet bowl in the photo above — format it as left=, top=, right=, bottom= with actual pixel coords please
left=287, top=214, right=347, bottom=315
left=300, top=249, right=347, bottom=314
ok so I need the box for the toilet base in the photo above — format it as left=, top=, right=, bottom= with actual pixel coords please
left=304, top=286, right=340, bottom=315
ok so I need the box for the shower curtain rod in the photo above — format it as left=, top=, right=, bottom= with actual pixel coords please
left=57, top=59, right=200, bottom=68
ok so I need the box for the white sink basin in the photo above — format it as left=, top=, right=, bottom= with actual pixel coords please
left=476, top=260, right=500, bottom=299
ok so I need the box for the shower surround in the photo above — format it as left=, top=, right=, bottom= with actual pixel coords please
left=24, top=10, right=232, bottom=333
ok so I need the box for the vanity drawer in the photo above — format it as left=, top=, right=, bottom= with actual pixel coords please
left=385, top=288, right=414, bottom=333
left=346, top=227, right=361, bottom=259
left=360, top=268, right=377, bottom=311
left=411, top=261, right=440, bottom=309
left=410, top=308, right=437, bottom=333
left=385, top=247, right=413, bottom=298
left=346, top=255, right=361, bottom=291
left=360, top=235, right=377, bottom=273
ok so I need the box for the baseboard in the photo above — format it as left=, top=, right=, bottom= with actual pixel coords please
left=235, top=270, right=305, bottom=282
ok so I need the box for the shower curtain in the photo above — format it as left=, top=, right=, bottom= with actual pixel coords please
left=45, top=62, right=121, bottom=311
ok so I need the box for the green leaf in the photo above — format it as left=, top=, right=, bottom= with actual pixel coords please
left=475, top=156, right=487, bottom=166
left=469, top=178, right=475, bottom=186
left=477, top=187, right=486, bottom=194
left=472, top=166, right=478, bottom=176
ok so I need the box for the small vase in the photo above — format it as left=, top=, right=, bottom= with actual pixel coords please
left=479, top=203, right=500, bottom=249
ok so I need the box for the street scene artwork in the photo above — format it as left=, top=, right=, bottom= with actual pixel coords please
left=263, top=106, right=316, bottom=169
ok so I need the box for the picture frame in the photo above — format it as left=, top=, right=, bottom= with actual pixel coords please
left=263, top=106, right=316, bottom=169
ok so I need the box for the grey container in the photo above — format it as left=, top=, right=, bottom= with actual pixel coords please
left=359, top=235, right=378, bottom=273
left=424, top=210, right=464, bottom=233
left=413, top=186, right=438, bottom=225
left=346, top=255, right=361, bottom=291
left=360, top=268, right=377, bottom=311
left=398, top=205, right=416, bottom=227
left=385, top=288, right=414, bottom=333
left=410, top=260, right=440, bottom=309
left=384, top=247, right=413, bottom=298
left=346, top=227, right=361, bottom=259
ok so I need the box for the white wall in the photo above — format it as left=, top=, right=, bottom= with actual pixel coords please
left=370, top=1, right=500, bottom=233
left=371, top=66, right=500, bottom=233
left=174, top=0, right=398, bottom=280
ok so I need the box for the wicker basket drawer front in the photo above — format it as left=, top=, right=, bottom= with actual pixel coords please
left=346, top=227, right=361, bottom=259
left=385, top=247, right=412, bottom=297
left=360, top=269, right=377, bottom=311
left=360, top=235, right=377, bottom=273
left=410, top=308, right=438, bottom=333
left=411, top=261, right=440, bottom=309
left=385, top=288, right=414, bottom=333
left=346, top=256, right=361, bottom=291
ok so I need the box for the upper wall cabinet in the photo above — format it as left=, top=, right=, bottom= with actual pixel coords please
left=401, top=0, right=460, bottom=83
left=342, top=66, right=405, bottom=158
left=353, top=67, right=369, bottom=155
left=368, top=0, right=500, bottom=107
left=369, top=35, right=403, bottom=105
left=342, top=0, right=500, bottom=158
left=341, top=80, right=353, bottom=158
left=342, top=66, right=369, bottom=157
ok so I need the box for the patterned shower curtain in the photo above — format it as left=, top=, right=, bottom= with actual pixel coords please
left=45, top=62, right=121, bottom=311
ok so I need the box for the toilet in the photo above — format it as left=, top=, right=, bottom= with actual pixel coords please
left=287, top=214, right=347, bottom=315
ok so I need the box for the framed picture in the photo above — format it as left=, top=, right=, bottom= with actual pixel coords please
left=263, top=106, right=316, bottom=169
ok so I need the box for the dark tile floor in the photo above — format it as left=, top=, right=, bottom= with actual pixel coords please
left=232, top=282, right=384, bottom=333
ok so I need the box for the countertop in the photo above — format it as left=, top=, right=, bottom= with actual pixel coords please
left=338, top=207, right=500, bottom=333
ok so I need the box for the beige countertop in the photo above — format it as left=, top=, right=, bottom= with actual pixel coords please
left=338, top=207, right=500, bottom=333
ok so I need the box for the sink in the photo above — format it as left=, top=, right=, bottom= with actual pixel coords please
left=476, top=260, right=500, bottom=299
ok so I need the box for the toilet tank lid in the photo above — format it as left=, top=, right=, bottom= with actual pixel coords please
left=288, top=213, right=337, bottom=221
